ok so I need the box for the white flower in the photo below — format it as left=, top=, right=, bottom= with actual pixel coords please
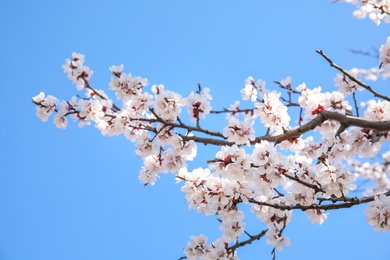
left=341, top=0, right=390, bottom=25
left=334, top=70, right=365, bottom=96
left=53, top=101, right=69, bottom=129
left=153, top=123, right=181, bottom=147
left=138, top=155, right=161, bottom=185
left=161, top=149, right=186, bottom=174
left=280, top=76, right=291, bottom=88
left=364, top=99, right=390, bottom=121
left=78, top=99, right=105, bottom=123
left=205, top=238, right=238, bottom=260
left=365, top=194, right=390, bottom=232
left=184, top=234, right=209, bottom=260
left=109, top=71, right=148, bottom=100
left=219, top=210, right=246, bottom=242
left=266, top=225, right=291, bottom=252
left=251, top=141, right=273, bottom=166
left=124, top=91, right=153, bottom=116
left=32, top=92, right=58, bottom=122
left=314, top=162, right=356, bottom=198
left=210, top=145, right=251, bottom=181
left=171, top=137, right=197, bottom=161
left=109, top=64, right=124, bottom=74
left=62, top=52, right=93, bottom=90
left=152, top=84, right=183, bottom=121
left=240, top=80, right=258, bottom=102
left=134, top=131, right=158, bottom=158
left=306, top=209, right=328, bottom=224
left=255, top=90, right=290, bottom=134
left=185, top=88, right=212, bottom=123
left=223, top=117, right=255, bottom=145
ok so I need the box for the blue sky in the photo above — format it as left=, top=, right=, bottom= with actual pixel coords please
left=0, top=0, right=389, bottom=259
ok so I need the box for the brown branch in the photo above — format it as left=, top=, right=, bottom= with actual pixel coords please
left=280, top=90, right=300, bottom=107
left=32, top=100, right=58, bottom=113
left=228, top=229, right=268, bottom=253
left=183, top=110, right=390, bottom=146
left=35, top=96, right=390, bottom=147
left=33, top=100, right=79, bottom=117
left=149, top=108, right=225, bottom=138
left=210, top=108, right=255, bottom=115
left=253, top=110, right=390, bottom=143
left=316, top=50, right=390, bottom=102
left=319, top=110, right=390, bottom=131
left=374, top=3, right=390, bottom=16
left=81, top=76, right=121, bottom=111
left=247, top=190, right=390, bottom=212
left=348, top=48, right=379, bottom=59
left=274, top=80, right=301, bottom=94
left=352, top=92, right=359, bottom=117
left=281, top=172, right=324, bottom=194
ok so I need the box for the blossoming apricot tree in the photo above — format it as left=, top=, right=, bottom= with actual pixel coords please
left=33, top=1, right=390, bottom=259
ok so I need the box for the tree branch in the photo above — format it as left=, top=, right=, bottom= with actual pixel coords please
left=247, top=190, right=390, bottom=212
left=281, top=172, right=324, bottom=194
left=182, top=110, right=390, bottom=146
left=228, top=229, right=268, bottom=253
left=210, top=108, right=255, bottom=115
left=81, top=76, right=121, bottom=111
left=148, top=108, right=225, bottom=138
left=316, top=50, right=390, bottom=102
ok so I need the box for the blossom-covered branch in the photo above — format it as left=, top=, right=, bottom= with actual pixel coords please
left=180, top=110, right=390, bottom=146
left=317, top=50, right=390, bottom=102
left=336, top=0, right=390, bottom=25
left=32, top=2, right=390, bottom=259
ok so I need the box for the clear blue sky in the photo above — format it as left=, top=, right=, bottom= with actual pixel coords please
left=0, top=1, right=389, bottom=259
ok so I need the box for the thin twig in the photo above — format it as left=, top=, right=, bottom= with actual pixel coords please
left=316, top=50, right=390, bottom=102
left=352, top=92, right=359, bottom=117
left=228, top=229, right=268, bottom=252
left=210, top=108, right=255, bottom=114
left=81, top=76, right=121, bottom=111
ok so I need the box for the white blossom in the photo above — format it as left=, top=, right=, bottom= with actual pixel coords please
left=266, top=224, right=291, bottom=252
left=223, top=117, right=255, bottom=145
left=365, top=194, right=390, bottom=232
left=255, top=90, right=290, bottom=134
left=184, top=234, right=210, bottom=260
left=185, top=87, right=212, bottom=123
left=33, top=92, right=58, bottom=122
left=152, top=84, right=183, bottom=121
left=139, top=155, right=161, bottom=185
left=53, top=101, right=69, bottom=129
left=33, top=43, right=390, bottom=259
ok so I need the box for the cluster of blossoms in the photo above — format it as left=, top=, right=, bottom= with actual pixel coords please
left=332, top=35, right=390, bottom=88
left=33, top=5, right=390, bottom=257
left=255, top=90, right=291, bottom=135
left=185, top=87, right=212, bottom=123
left=340, top=0, right=390, bottom=25
left=62, top=52, right=94, bottom=90
left=32, top=92, right=57, bottom=123
left=32, top=48, right=390, bottom=259
left=223, top=117, right=255, bottom=145
left=379, top=36, right=390, bottom=74
left=184, top=235, right=239, bottom=260
left=365, top=194, right=390, bottom=231
left=351, top=150, right=390, bottom=194
left=108, top=64, right=149, bottom=101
